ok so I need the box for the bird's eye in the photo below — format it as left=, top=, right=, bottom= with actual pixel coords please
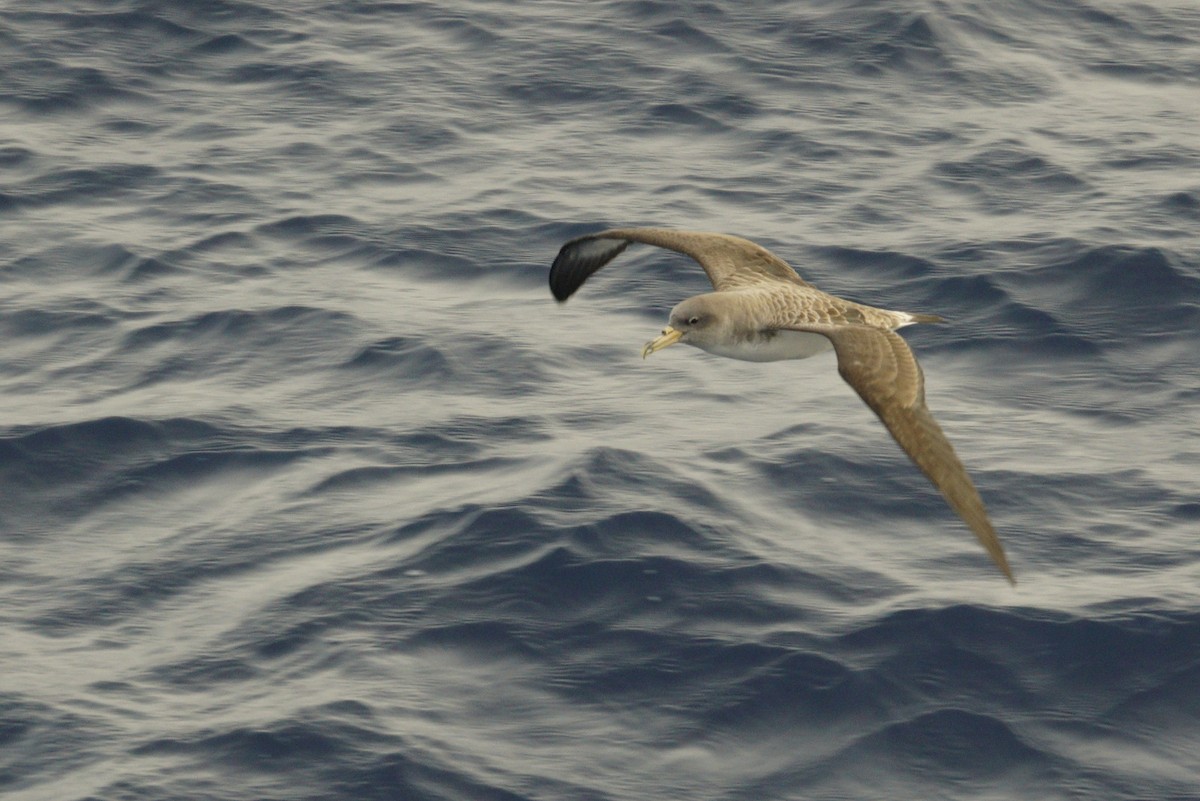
left=688, top=316, right=700, bottom=325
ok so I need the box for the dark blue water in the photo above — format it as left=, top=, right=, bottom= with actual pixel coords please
left=3, top=1, right=1200, bottom=799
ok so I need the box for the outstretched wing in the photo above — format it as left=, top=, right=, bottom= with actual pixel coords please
left=792, top=323, right=1015, bottom=583
left=549, top=227, right=811, bottom=301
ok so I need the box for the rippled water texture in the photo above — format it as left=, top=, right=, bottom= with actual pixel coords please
left=2, top=1, right=1199, bottom=799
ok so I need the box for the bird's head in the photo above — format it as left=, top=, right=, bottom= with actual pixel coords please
left=642, top=294, right=731, bottom=358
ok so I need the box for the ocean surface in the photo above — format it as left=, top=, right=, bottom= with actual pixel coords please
left=2, top=1, right=1199, bottom=799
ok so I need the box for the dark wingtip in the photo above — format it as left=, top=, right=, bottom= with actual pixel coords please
left=549, top=245, right=576, bottom=302
left=548, top=248, right=576, bottom=302
left=548, top=233, right=629, bottom=302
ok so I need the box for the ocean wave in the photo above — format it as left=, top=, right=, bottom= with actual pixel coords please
left=4, top=0, right=1200, bottom=797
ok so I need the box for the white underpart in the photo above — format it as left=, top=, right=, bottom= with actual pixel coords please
left=691, top=329, right=833, bottom=362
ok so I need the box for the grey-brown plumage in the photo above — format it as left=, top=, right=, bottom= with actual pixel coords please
left=550, top=227, right=1014, bottom=584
